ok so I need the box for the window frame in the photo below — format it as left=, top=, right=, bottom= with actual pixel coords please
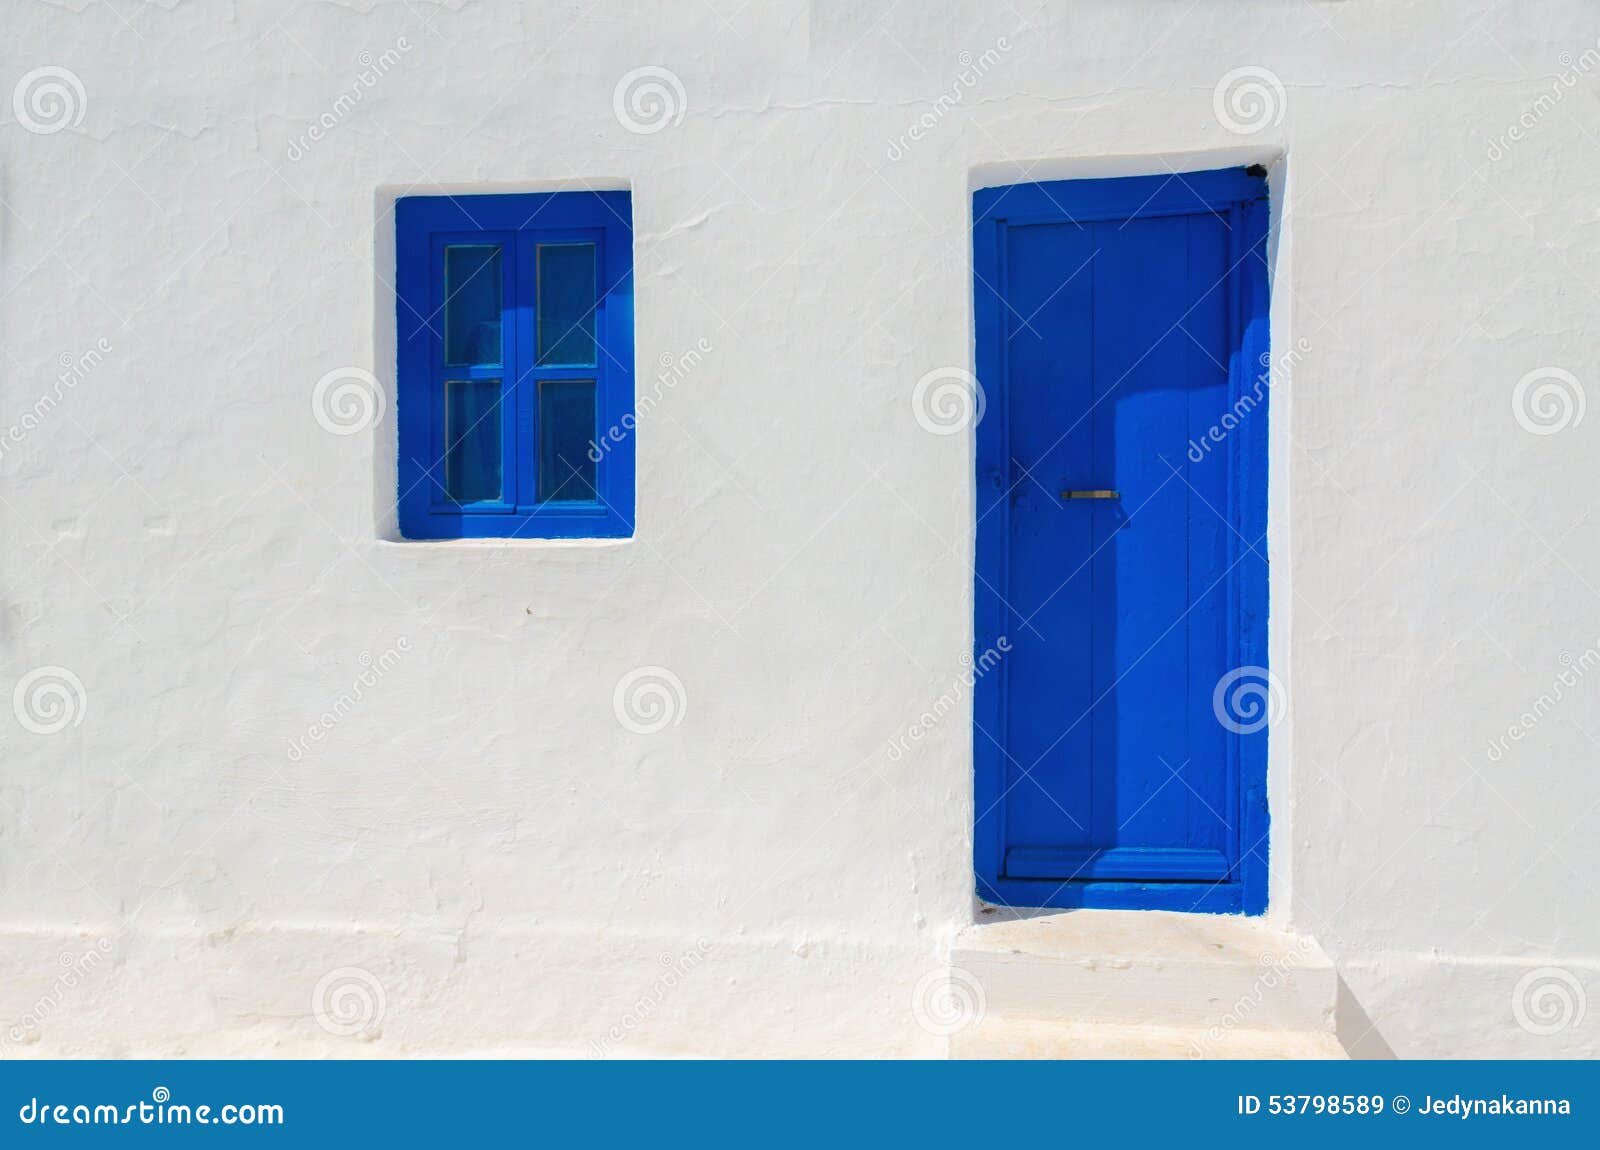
left=396, top=191, right=634, bottom=539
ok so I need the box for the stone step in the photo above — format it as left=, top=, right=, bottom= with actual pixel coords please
left=952, top=1017, right=1347, bottom=1059
left=950, top=908, right=1341, bottom=1039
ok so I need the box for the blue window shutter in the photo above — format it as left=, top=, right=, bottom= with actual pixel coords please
left=395, top=191, right=634, bottom=539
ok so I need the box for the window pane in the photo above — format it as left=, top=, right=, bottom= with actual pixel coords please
left=537, top=243, right=596, bottom=366
left=445, top=379, right=503, bottom=502
left=444, top=246, right=502, bottom=365
left=538, top=380, right=597, bottom=502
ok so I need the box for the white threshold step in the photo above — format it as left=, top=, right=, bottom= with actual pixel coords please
left=952, top=1017, right=1347, bottom=1059
left=949, top=907, right=1344, bottom=1053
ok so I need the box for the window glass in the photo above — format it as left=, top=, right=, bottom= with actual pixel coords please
left=444, top=379, right=503, bottom=502
left=538, top=379, right=597, bottom=502
left=537, top=243, right=596, bottom=366
left=444, top=245, right=502, bottom=365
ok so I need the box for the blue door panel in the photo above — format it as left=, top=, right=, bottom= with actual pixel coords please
left=1182, top=212, right=1236, bottom=867
left=1088, top=213, right=1191, bottom=860
left=972, top=169, right=1270, bottom=915
left=1002, top=222, right=1095, bottom=851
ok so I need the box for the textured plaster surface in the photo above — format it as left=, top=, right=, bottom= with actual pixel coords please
left=1, top=0, right=1597, bottom=1057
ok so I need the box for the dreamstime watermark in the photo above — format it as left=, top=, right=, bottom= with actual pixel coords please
left=613, top=66, right=686, bottom=134
left=311, top=966, right=386, bottom=1039
left=612, top=666, right=687, bottom=734
left=12, top=66, right=86, bottom=134
left=312, top=366, right=385, bottom=435
left=588, top=939, right=713, bottom=1057
left=885, top=38, right=1012, bottom=162
left=12, top=666, right=87, bottom=735
left=4, top=939, right=114, bottom=1047
left=287, top=637, right=411, bottom=762
left=1212, top=66, right=1286, bottom=135
left=588, top=338, right=712, bottom=464
left=286, top=38, right=414, bottom=161
left=910, top=966, right=987, bottom=1038
left=1511, top=966, right=1586, bottom=1037
left=887, top=638, right=1011, bottom=763
left=1511, top=367, right=1584, bottom=436
left=1186, top=936, right=1318, bottom=1057
left=0, top=337, right=113, bottom=461
left=1212, top=665, right=1285, bottom=735
left=1486, top=40, right=1600, bottom=162
left=17, top=1087, right=283, bottom=1127
left=1188, top=337, right=1309, bottom=463
left=911, top=366, right=985, bottom=435
left=1485, top=641, right=1600, bottom=763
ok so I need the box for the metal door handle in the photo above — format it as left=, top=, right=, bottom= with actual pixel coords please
left=1060, top=489, right=1120, bottom=500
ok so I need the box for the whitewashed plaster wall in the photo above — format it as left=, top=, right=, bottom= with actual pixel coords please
left=0, top=0, right=1596, bottom=1057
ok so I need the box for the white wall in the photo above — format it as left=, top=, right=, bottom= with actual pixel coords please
left=1, top=0, right=1596, bottom=1057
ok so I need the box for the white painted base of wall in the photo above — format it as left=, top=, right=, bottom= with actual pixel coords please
left=1334, top=949, right=1600, bottom=1060
left=0, top=925, right=943, bottom=1059
left=4, top=918, right=1595, bottom=1057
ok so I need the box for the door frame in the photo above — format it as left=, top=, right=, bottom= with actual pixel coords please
left=971, top=167, right=1271, bottom=915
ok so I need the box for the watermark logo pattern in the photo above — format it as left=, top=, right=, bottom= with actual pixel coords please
left=912, top=367, right=985, bottom=435
left=312, top=367, right=385, bottom=435
left=613, top=66, right=686, bottom=134
left=1212, top=66, right=1285, bottom=135
left=13, top=66, right=86, bottom=134
left=1511, top=967, right=1586, bottom=1036
left=1211, top=665, right=1285, bottom=735
left=1511, top=367, right=1584, bottom=436
left=613, top=666, right=687, bottom=734
left=311, top=966, right=386, bottom=1039
left=13, top=666, right=87, bottom=735
left=910, top=966, right=987, bottom=1038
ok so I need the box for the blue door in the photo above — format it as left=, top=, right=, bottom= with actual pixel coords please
left=972, top=169, right=1270, bottom=914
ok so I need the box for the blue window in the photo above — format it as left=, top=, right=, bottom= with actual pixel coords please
left=395, top=191, right=634, bottom=539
